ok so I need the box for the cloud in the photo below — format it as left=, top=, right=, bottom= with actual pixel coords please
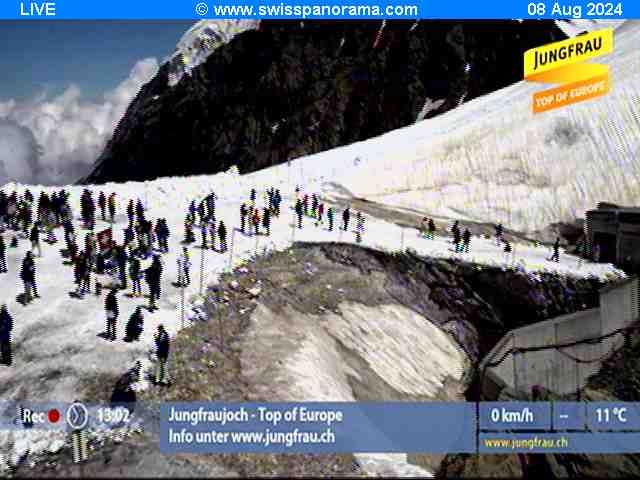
left=0, top=57, right=159, bottom=187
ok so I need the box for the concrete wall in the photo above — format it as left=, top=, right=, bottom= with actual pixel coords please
left=480, top=278, right=638, bottom=399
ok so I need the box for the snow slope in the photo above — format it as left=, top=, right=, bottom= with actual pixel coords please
left=1, top=22, right=637, bottom=477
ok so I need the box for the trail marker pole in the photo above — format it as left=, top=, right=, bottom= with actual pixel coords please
left=401, top=228, right=405, bottom=252
left=199, top=244, right=205, bottom=296
left=228, top=228, right=235, bottom=271
left=180, top=282, right=185, bottom=329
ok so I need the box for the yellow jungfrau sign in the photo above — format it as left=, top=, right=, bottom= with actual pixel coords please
left=524, top=28, right=614, bottom=113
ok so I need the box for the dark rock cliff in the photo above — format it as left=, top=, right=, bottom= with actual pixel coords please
left=82, top=20, right=566, bottom=185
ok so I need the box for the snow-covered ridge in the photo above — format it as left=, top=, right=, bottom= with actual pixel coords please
left=167, top=20, right=260, bottom=87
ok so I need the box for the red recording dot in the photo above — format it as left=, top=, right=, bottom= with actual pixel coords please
left=47, top=409, right=61, bottom=423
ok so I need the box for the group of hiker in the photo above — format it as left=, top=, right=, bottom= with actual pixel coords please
left=0, top=185, right=174, bottom=386
left=293, top=188, right=366, bottom=242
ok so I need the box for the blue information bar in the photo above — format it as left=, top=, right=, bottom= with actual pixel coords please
left=0, top=0, right=637, bottom=20
left=553, top=402, right=587, bottom=431
left=159, top=402, right=477, bottom=453
left=479, top=432, right=640, bottom=453
left=479, top=402, right=552, bottom=431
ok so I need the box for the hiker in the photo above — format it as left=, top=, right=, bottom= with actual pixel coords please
left=462, top=229, right=471, bottom=253
left=250, top=188, right=257, bottom=208
left=550, top=237, right=560, bottom=263
left=208, top=218, right=217, bottom=251
left=0, top=235, right=6, bottom=273
left=117, top=246, right=128, bottom=289
left=262, top=207, right=271, bottom=236
left=355, top=212, right=364, bottom=243
left=29, top=221, right=41, bottom=257
left=108, top=193, right=116, bottom=223
left=200, top=222, right=208, bottom=249
left=130, top=255, right=142, bottom=297
left=343, top=207, right=350, bottom=232
left=453, top=226, right=462, bottom=253
left=146, top=255, right=163, bottom=311
left=218, top=221, right=227, bottom=253
left=295, top=199, right=303, bottom=229
left=156, top=219, right=170, bottom=253
left=303, top=194, right=309, bottom=216
left=179, top=247, right=191, bottom=286
left=274, top=189, right=282, bottom=216
left=427, top=218, right=436, bottom=240
left=79, top=251, right=92, bottom=295
left=183, top=215, right=195, bottom=244
left=197, top=202, right=206, bottom=225
left=495, top=223, right=503, bottom=246
left=110, top=361, right=141, bottom=413
left=0, top=304, right=13, bottom=365
left=327, top=206, right=335, bottom=232
left=155, top=325, right=170, bottom=385
left=20, top=251, right=38, bottom=303
left=420, top=217, right=428, bottom=238
left=312, top=194, right=318, bottom=218
left=240, top=203, right=247, bottom=234
left=252, top=209, right=261, bottom=236
left=504, top=241, right=513, bottom=264
left=98, top=192, right=106, bottom=221
left=124, top=307, right=144, bottom=342
left=105, top=288, right=119, bottom=340
left=127, top=200, right=135, bottom=225
left=316, top=203, right=324, bottom=227
left=136, top=199, right=145, bottom=224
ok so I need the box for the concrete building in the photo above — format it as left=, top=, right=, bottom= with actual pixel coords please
left=585, top=203, right=640, bottom=271
left=480, top=276, right=639, bottom=400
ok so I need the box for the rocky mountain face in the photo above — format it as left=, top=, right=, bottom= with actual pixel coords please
left=82, top=20, right=567, bottom=185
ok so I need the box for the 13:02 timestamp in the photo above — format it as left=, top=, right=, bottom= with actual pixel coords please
left=96, top=406, right=131, bottom=425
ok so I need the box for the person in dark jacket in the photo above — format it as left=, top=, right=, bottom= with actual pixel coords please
left=428, top=218, right=436, bottom=240
left=240, top=203, right=247, bottom=234
left=77, top=251, right=91, bottom=295
left=146, top=255, right=162, bottom=311
left=117, top=246, right=128, bottom=289
left=98, top=191, right=106, bottom=221
left=495, top=223, right=504, bottom=246
left=20, top=251, right=38, bottom=303
left=105, top=288, right=119, bottom=340
left=155, top=324, right=170, bottom=385
left=453, top=227, right=462, bottom=253
left=30, top=221, right=41, bottom=257
left=110, top=361, right=141, bottom=414
left=550, top=237, right=561, bottom=263
left=342, top=207, right=350, bottom=232
left=462, top=228, right=471, bottom=253
left=0, top=304, right=13, bottom=365
left=0, top=234, right=6, bottom=273
left=327, top=207, right=335, bottom=232
left=218, top=221, right=227, bottom=253
left=262, top=208, right=271, bottom=236
left=124, top=307, right=144, bottom=342
left=130, top=256, right=142, bottom=297
left=108, top=193, right=116, bottom=223
left=126, top=200, right=135, bottom=225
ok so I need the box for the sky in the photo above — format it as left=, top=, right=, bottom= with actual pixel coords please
left=0, top=21, right=193, bottom=101
left=0, top=20, right=195, bottom=186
